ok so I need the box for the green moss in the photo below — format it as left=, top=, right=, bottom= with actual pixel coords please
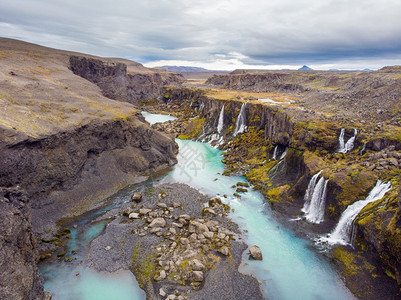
left=266, top=185, right=291, bottom=203
left=131, top=243, right=157, bottom=289
left=333, top=247, right=359, bottom=276
left=57, top=252, right=66, bottom=257
left=332, top=170, right=378, bottom=209
left=385, top=269, right=396, bottom=280
left=236, top=187, right=248, bottom=193
left=303, top=151, right=326, bottom=174
left=178, top=118, right=205, bottom=140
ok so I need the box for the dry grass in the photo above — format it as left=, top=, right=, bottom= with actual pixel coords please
left=0, top=39, right=138, bottom=138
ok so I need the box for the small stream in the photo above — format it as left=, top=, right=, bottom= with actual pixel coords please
left=39, top=185, right=147, bottom=300
left=39, top=112, right=354, bottom=300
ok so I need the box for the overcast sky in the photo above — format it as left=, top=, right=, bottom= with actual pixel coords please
left=1, top=0, right=400, bottom=70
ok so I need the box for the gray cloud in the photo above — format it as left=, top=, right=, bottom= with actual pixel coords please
left=0, top=0, right=400, bottom=69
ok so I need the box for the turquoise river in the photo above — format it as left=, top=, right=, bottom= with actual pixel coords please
left=39, top=112, right=354, bottom=300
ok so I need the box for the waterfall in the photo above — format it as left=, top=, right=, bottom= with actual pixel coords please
left=217, top=105, right=225, bottom=134
left=344, top=129, right=357, bottom=153
left=322, top=180, right=392, bottom=245
left=304, top=177, right=328, bottom=223
left=280, top=147, right=289, bottom=160
left=338, top=128, right=345, bottom=152
left=338, top=128, right=357, bottom=153
left=233, top=103, right=247, bottom=136
left=302, top=171, right=328, bottom=223
left=272, top=145, right=278, bottom=160
left=302, top=171, right=322, bottom=214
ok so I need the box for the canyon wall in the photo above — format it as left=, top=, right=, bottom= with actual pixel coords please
left=160, top=86, right=401, bottom=299
left=0, top=38, right=180, bottom=299
left=70, top=56, right=184, bottom=105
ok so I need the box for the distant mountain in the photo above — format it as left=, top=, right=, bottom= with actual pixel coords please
left=158, top=66, right=210, bottom=72
left=298, top=65, right=313, bottom=71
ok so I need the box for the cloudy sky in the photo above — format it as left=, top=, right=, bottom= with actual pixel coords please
left=1, top=0, right=400, bottom=70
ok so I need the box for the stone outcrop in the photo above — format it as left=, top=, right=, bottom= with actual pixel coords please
left=0, top=188, right=49, bottom=300
left=70, top=56, right=184, bottom=105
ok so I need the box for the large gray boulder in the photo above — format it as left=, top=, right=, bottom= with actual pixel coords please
left=149, top=218, right=166, bottom=228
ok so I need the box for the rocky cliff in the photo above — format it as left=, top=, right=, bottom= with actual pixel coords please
left=0, top=38, right=179, bottom=299
left=206, top=68, right=401, bottom=123
left=0, top=188, right=50, bottom=300
left=70, top=56, right=184, bottom=105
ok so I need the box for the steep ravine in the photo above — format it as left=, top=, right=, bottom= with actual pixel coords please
left=148, top=86, right=401, bottom=299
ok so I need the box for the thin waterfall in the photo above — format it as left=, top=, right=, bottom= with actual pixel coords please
left=322, top=180, right=392, bottom=245
left=338, top=128, right=357, bottom=153
left=272, top=145, right=278, bottom=160
left=304, top=177, right=329, bottom=224
left=338, top=128, right=345, bottom=152
left=344, top=128, right=357, bottom=153
left=217, top=105, right=225, bottom=134
left=233, top=103, right=247, bottom=136
left=280, top=147, right=289, bottom=160
left=302, top=171, right=322, bottom=214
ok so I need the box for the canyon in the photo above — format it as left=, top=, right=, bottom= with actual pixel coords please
left=1, top=38, right=401, bottom=299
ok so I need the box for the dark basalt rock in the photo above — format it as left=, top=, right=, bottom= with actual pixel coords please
left=0, top=188, right=49, bottom=300
left=70, top=56, right=184, bottom=105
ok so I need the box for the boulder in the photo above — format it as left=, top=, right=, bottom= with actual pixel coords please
left=150, top=227, right=162, bottom=234
left=154, top=270, right=167, bottom=281
left=139, top=208, right=152, bottom=215
left=203, top=231, right=214, bottom=239
left=149, top=218, right=166, bottom=228
left=208, top=196, right=222, bottom=207
left=128, top=212, right=140, bottom=219
left=159, top=288, right=167, bottom=297
left=218, top=246, right=230, bottom=256
left=249, top=245, right=263, bottom=260
left=131, top=192, right=142, bottom=203
left=189, top=271, right=204, bottom=282
left=191, top=259, right=206, bottom=271
left=189, top=221, right=209, bottom=235
left=122, top=208, right=132, bottom=216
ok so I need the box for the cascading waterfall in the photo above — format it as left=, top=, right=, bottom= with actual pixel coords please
left=344, top=128, right=357, bottom=153
left=338, top=128, right=345, bottom=152
left=304, top=177, right=328, bottom=223
left=272, top=145, right=279, bottom=160
left=205, top=105, right=226, bottom=145
left=280, top=147, right=289, bottom=160
left=217, top=105, right=225, bottom=134
left=322, top=180, right=392, bottom=245
left=302, top=171, right=328, bottom=223
left=233, top=103, right=247, bottom=136
left=338, top=128, right=357, bottom=153
left=302, top=171, right=322, bottom=214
